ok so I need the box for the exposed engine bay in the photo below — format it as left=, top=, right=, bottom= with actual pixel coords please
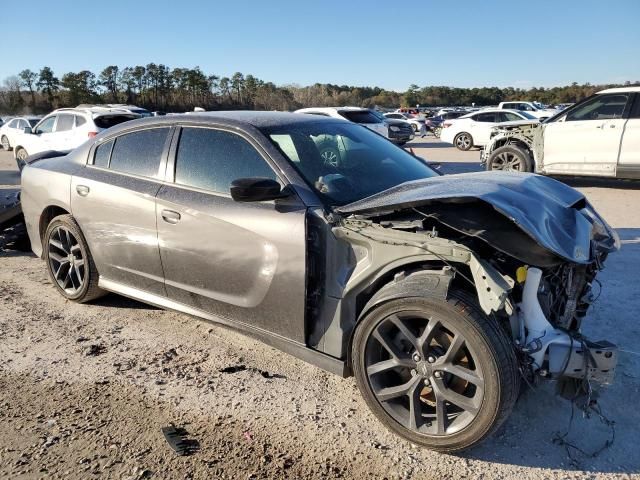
left=334, top=171, right=620, bottom=398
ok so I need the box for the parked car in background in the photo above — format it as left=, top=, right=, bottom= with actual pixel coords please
left=428, top=111, right=468, bottom=137
left=78, top=104, right=153, bottom=117
left=1, top=116, right=41, bottom=151
left=483, top=87, right=640, bottom=177
left=20, top=111, right=619, bottom=452
left=295, top=107, right=413, bottom=145
left=12, top=107, right=141, bottom=169
left=440, top=109, right=538, bottom=150
left=495, top=101, right=557, bottom=120
left=384, top=112, right=427, bottom=135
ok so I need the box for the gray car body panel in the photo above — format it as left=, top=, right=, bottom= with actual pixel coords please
left=336, top=171, right=618, bottom=265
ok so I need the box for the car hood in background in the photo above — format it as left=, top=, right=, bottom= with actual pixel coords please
left=336, top=171, right=619, bottom=266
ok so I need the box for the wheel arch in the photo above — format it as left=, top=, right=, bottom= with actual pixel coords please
left=39, top=205, right=72, bottom=256
left=344, top=261, right=477, bottom=373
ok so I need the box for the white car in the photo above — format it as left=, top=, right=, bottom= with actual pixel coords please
left=495, top=101, right=558, bottom=120
left=440, top=109, right=539, bottom=150
left=483, top=87, right=640, bottom=177
left=0, top=116, right=41, bottom=151
left=294, top=107, right=388, bottom=137
left=13, top=107, right=140, bottom=167
left=383, top=112, right=426, bottom=135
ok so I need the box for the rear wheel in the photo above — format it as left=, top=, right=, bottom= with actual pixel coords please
left=44, top=214, right=105, bottom=303
left=352, top=291, right=519, bottom=452
left=487, top=145, right=533, bottom=172
left=1, top=135, right=10, bottom=151
left=454, top=132, right=473, bottom=151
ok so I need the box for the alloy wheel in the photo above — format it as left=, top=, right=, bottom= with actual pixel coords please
left=491, top=152, right=523, bottom=171
left=48, top=226, right=86, bottom=295
left=1, top=136, right=9, bottom=151
left=16, top=148, right=28, bottom=161
left=455, top=134, right=472, bottom=150
left=365, top=311, right=484, bottom=436
left=321, top=149, right=339, bottom=167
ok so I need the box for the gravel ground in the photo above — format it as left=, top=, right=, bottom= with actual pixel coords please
left=1, top=143, right=639, bottom=479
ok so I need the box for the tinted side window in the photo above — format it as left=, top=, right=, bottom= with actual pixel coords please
left=339, top=111, right=381, bottom=124
left=501, top=112, right=522, bottom=122
left=109, top=128, right=169, bottom=178
left=566, top=94, right=629, bottom=121
left=475, top=113, right=497, bottom=122
left=93, top=139, right=114, bottom=168
left=56, top=114, right=74, bottom=132
left=175, top=127, right=277, bottom=194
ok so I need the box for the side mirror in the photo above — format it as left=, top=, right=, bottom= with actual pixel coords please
left=23, top=127, right=33, bottom=134
left=230, top=177, right=287, bottom=202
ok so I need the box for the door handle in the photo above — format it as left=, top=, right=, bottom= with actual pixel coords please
left=76, top=185, right=90, bottom=196
left=161, top=209, right=181, bottom=224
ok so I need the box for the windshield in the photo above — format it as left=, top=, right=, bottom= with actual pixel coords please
left=339, top=110, right=382, bottom=124
left=519, top=111, right=537, bottom=120
left=262, top=122, right=438, bottom=206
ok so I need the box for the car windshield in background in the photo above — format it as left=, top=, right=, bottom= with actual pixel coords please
left=263, top=122, right=438, bottom=206
left=131, top=109, right=153, bottom=117
left=518, top=111, right=537, bottom=120
left=338, top=110, right=381, bottom=124
left=28, top=119, right=39, bottom=127
left=93, top=114, right=139, bottom=129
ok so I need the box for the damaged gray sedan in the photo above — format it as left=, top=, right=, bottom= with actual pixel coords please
left=20, top=112, right=619, bottom=452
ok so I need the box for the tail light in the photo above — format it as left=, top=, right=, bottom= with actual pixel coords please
left=88, top=131, right=98, bottom=138
left=443, top=122, right=452, bottom=128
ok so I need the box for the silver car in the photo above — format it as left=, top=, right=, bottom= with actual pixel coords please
left=20, top=112, right=620, bottom=452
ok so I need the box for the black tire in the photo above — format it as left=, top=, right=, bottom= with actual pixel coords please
left=43, top=214, right=105, bottom=303
left=487, top=145, right=533, bottom=173
left=352, top=290, right=519, bottom=452
left=454, top=132, right=473, bottom=151
left=1, top=135, right=10, bottom=151
left=15, top=147, right=28, bottom=171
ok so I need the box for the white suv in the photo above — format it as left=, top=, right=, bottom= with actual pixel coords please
left=13, top=107, right=140, bottom=168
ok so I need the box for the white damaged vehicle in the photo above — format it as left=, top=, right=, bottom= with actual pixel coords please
left=483, top=87, right=640, bottom=177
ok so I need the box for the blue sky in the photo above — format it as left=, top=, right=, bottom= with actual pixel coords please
left=3, top=0, right=639, bottom=91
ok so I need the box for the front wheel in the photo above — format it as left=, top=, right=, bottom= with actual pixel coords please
left=352, top=292, right=519, bottom=452
left=487, top=145, right=533, bottom=172
left=15, top=147, right=29, bottom=171
left=44, top=214, right=105, bottom=303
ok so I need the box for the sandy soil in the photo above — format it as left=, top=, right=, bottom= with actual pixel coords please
left=1, top=144, right=639, bottom=479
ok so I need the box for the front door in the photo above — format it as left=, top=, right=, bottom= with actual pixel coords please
left=71, top=127, right=172, bottom=296
left=543, top=93, right=631, bottom=176
left=155, top=126, right=307, bottom=342
left=617, top=94, right=640, bottom=177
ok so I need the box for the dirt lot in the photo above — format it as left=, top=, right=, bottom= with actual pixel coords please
left=1, top=141, right=639, bottom=479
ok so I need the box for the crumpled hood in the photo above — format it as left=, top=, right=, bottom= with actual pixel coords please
left=336, top=171, right=619, bottom=265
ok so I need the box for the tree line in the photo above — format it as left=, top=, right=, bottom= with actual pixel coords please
left=0, top=64, right=638, bottom=115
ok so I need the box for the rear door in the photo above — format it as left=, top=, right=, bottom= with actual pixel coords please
left=51, top=113, right=77, bottom=150
left=617, top=93, right=640, bottom=177
left=70, top=126, right=172, bottom=296
left=470, top=112, right=498, bottom=145
left=155, top=126, right=307, bottom=341
left=543, top=93, right=631, bottom=175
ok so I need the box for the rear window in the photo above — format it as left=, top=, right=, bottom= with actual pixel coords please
left=108, top=128, right=169, bottom=178
left=94, top=114, right=138, bottom=129
left=339, top=110, right=381, bottom=124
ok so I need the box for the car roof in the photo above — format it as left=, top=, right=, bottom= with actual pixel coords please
left=296, top=106, right=368, bottom=113
left=98, top=110, right=344, bottom=137
left=597, top=86, right=640, bottom=94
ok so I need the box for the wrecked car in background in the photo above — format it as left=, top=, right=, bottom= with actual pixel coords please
left=20, top=112, right=619, bottom=452
left=483, top=87, right=640, bottom=178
